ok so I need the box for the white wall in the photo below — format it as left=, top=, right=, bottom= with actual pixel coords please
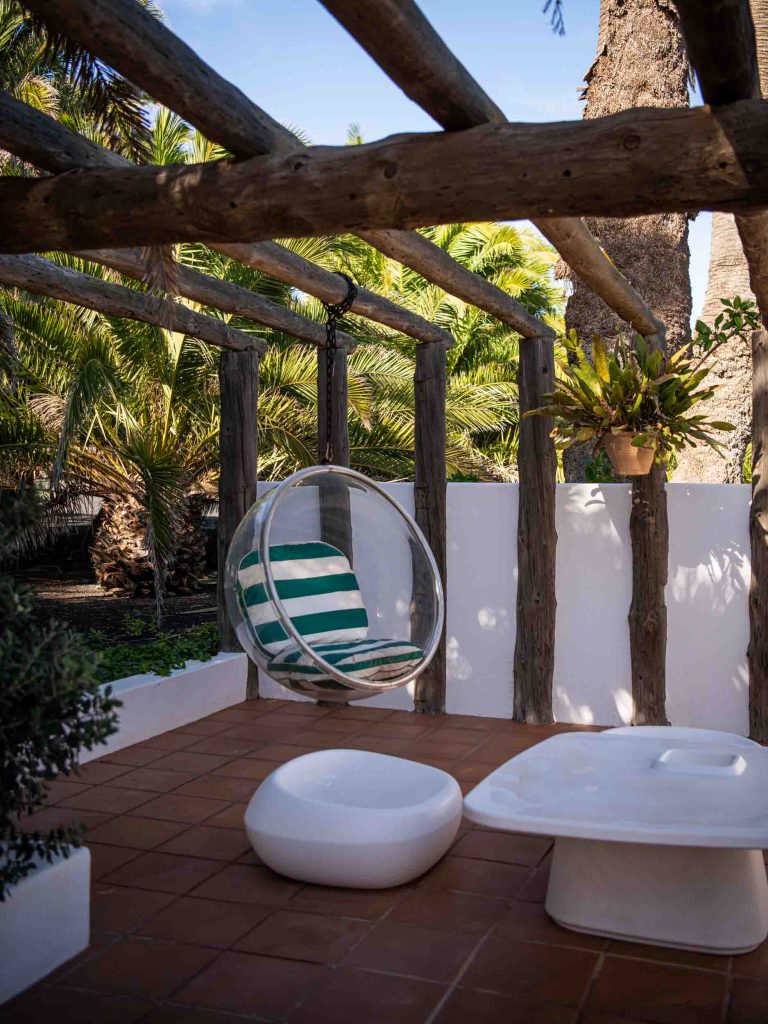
left=257, top=483, right=752, bottom=733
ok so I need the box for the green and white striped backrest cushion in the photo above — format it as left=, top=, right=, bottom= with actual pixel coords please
left=236, top=541, right=369, bottom=655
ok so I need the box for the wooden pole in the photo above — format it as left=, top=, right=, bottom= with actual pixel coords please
left=413, top=341, right=447, bottom=715
left=217, top=349, right=260, bottom=699
left=749, top=329, right=768, bottom=742
left=317, top=345, right=353, bottom=564
left=628, top=332, right=669, bottom=726
left=513, top=337, right=557, bottom=724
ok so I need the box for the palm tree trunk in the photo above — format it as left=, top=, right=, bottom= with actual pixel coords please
left=674, top=0, right=768, bottom=482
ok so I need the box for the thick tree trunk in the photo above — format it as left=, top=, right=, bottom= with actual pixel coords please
left=217, top=349, right=259, bottom=699
left=513, top=337, right=557, bottom=724
left=675, top=0, right=768, bottom=483
left=749, top=329, right=768, bottom=742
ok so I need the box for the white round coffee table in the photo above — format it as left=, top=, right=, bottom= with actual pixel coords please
left=463, top=729, right=768, bottom=954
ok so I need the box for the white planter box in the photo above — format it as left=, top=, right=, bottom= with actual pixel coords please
left=0, top=847, right=90, bottom=1004
left=81, top=651, right=247, bottom=763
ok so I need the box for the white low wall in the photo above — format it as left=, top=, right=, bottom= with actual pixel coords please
left=81, top=652, right=248, bottom=763
left=259, top=483, right=751, bottom=734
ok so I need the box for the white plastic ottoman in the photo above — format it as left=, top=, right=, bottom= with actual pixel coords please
left=244, top=749, right=462, bottom=888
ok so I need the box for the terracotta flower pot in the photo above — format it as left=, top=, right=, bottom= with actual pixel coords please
left=602, top=433, right=655, bottom=476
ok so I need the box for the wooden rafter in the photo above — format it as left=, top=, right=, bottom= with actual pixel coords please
left=20, top=0, right=551, bottom=341
left=674, top=0, right=759, bottom=104
left=2, top=100, right=767, bottom=255
left=0, top=91, right=449, bottom=349
left=0, top=253, right=262, bottom=352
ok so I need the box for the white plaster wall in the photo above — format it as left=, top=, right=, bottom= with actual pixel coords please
left=255, top=482, right=753, bottom=733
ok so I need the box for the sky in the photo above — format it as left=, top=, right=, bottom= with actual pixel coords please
left=159, top=0, right=710, bottom=321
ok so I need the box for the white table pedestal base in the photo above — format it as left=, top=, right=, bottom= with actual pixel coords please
left=545, top=838, right=768, bottom=954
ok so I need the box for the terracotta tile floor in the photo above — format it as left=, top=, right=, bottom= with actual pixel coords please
left=7, top=698, right=768, bottom=1023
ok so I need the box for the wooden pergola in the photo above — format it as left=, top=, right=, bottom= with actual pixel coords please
left=3, top=0, right=767, bottom=735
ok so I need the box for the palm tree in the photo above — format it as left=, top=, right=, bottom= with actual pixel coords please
left=562, top=0, right=692, bottom=479
left=674, top=0, right=768, bottom=482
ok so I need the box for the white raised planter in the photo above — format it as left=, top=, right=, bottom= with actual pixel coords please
left=0, top=848, right=90, bottom=1004
left=81, top=651, right=247, bottom=763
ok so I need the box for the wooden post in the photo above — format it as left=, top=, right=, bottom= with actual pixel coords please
left=413, top=341, right=447, bottom=715
left=317, top=345, right=353, bottom=562
left=628, top=332, right=669, bottom=725
left=513, top=336, right=557, bottom=724
left=749, top=329, right=768, bottom=742
left=217, top=348, right=259, bottom=699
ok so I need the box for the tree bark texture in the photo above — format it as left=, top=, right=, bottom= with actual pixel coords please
left=317, top=345, right=353, bottom=566
left=513, top=337, right=557, bottom=725
left=413, top=342, right=447, bottom=715
left=749, top=329, right=768, bottom=742
left=217, top=350, right=260, bottom=698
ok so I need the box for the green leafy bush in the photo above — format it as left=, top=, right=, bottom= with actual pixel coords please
left=528, top=298, right=760, bottom=465
left=0, top=484, right=119, bottom=900
left=92, top=622, right=220, bottom=683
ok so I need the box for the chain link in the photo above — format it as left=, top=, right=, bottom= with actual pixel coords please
left=321, top=272, right=357, bottom=464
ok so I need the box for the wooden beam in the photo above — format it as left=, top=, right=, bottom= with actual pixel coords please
left=513, top=337, right=557, bottom=725
left=749, top=328, right=768, bottom=742
left=0, top=253, right=261, bottom=352
left=79, top=247, right=356, bottom=350
left=217, top=348, right=260, bottom=699
left=413, top=341, right=447, bottom=714
left=674, top=0, right=759, bottom=105
left=0, top=90, right=451, bottom=349
left=9, top=5, right=549, bottom=339
left=319, top=0, right=661, bottom=336
left=2, top=101, right=768, bottom=255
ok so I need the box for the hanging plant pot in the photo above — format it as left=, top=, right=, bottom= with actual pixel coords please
left=602, top=432, right=655, bottom=476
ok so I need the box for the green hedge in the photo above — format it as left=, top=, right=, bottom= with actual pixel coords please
left=92, top=622, right=220, bottom=684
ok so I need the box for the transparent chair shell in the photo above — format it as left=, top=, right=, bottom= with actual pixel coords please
left=224, top=465, right=444, bottom=703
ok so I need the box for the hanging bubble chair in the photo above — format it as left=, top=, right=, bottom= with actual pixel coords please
left=224, top=465, right=444, bottom=703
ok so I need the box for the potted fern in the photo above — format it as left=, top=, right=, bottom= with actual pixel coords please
left=527, top=298, right=760, bottom=476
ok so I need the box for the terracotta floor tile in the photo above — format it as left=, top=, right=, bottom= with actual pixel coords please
left=324, top=705, right=394, bottom=721
left=586, top=956, right=727, bottom=1024
left=418, top=855, right=531, bottom=899
left=423, top=727, right=489, bottom=747
left=142, top=1006, right=258, bottom=1024
left=607, top=937, right=730, bottom=971
left=463, top=936, right=598, bottom=1005
left=2, top=986, right=153, bottom=1024
left=140, top=732, right=197, bottom=752
left=249, top=742, right=326, bottom=761
left=73, top=762, right=134, bottom=785
left=438, top=714, right=504, bottom=732
left=45, top=778, right=93, bottom=803
left=342, top=920, right=478, bottom=981
left=157, top=825, right=251, bottom=862
left=88, top=843, right=144, bottom=880
left=136, top=794, right=231, bottom=824
left=218, top=722, right=293, bottom=742
left=234, top=909, right=368, bottom=963
left=298, top=717, right=367, bottom=735
left=290, top=882, right=406, bottom=920
left=399, top=740, right=477, bottom=762
left=169, top=720, right=233, bottom=737
left=211, top=757, right=280, bottom=781
left=183, top=736, right=263, bottom=757
left=174, top=775, right=259, bottom=802
left=452, top=762, right=493, bottom=783
left=357, top=721, right=436, bottom=741
left=204, top=802, right=248, bottom=829
left=209, top=707, right=276, bottom=724
left=733, top=938, right=768, bottom=979
left=102, top=745, right=168, bottom=767
left=496, top=900, right=606, bottom=950
left=436, top=987, right=578, bottom=1024
left=174, top=950, right=326, bottom=1018
left=149, top=751, right=234, bottom=774
left=137, top=895, right=271, bottom=948
left=728, top=977, right=768, bottom=1023
left=289, top=967, right=445, bottom=1024
left=58, top=787, right=153, bottom=815
left=62, top=935, right=218, bottom=1000
left=107, top=767, right=198, bottom=793
left=389, top=888, right=508, bottom=934
left=190, top=863, right=302, bottom=905
left=517, top=857, right=552, bottom=903
left=17, top=805, right=112, bottom=833
left=47, top=929, right=120, bottom=982
left=90, top=884, right=176, bottom=932
left=103, top=851, right=224, bottom=894
left=86, top=816, right=190, bottom=851
left=471, top=735, right=536, bottom=765
left=451, top=829, right=552, bottom=867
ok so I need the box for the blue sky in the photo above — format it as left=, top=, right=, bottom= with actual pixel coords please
left=160, top=0, right=710, bottom=320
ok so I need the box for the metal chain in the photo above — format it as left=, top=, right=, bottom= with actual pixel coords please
left=321, top=272, right=357, bottom=464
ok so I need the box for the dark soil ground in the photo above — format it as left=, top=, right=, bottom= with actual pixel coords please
left=12, top=525, right=218, bottom=641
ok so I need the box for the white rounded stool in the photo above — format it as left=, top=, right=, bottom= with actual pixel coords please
left=244, top=749, right=462, bottom=889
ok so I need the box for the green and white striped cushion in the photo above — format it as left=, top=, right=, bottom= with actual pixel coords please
left=236, top=541, right=369, bottom=656
left=268, top=637, right=424, bottom=688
